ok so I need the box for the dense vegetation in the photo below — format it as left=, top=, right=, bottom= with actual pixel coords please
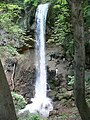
left=0, top=0, right=90, bottom=120
left=0, top=0, right=90, bottom=56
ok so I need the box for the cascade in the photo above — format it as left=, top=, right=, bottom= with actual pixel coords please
left=18, top=3, right=53, bottom=118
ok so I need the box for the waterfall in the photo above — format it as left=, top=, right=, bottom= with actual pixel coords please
left=18, top=3, right=53, bottom=118
left=35, top=3, right=49, bottom=99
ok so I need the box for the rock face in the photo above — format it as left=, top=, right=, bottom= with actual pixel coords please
left=14, top=50, right=35, bottom=103
left=14, top=66, right=35, bottom=103
left=13, top=45, right=69, bottom=102
left=3, top=58, right=17, bottom=90
left=2, top=45, right=83, bottom=119
left=3, top=44, right=70, bottom=103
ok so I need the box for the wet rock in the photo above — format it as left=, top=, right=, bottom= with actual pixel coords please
left=14, top=66, right=35, bottom=103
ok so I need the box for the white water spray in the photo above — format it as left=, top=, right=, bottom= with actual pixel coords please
left=18, top=3, right=53, bottom=118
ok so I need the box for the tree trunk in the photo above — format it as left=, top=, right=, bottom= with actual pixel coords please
left=0, top=60, right=17, bottom=120
left=67, top=0, right=90, bottom=120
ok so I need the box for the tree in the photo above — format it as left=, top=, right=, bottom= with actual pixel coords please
left=67, top=0, right=90, bottom=120
left=0, top=60, right=17, bottom=120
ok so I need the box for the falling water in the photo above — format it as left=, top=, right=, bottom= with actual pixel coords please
left=18, top=3, right=53, bottom=118
left=35, top=3, right=49, bottom=99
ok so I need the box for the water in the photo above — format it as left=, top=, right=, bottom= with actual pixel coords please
left=18, top=3, right=53, bottom=118
left=35, top=3, right=49, bottom=99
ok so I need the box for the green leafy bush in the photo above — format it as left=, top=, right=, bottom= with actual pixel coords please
left=0, top=46, right=19, bottom=57
left=24, top=0, right=38, bottom=6
left=11, top=92, right=27, bottom=113
left=0, top=2, right=22, bottom=31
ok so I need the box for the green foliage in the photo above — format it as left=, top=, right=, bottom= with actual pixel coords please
left=0, top=2, right=22, bottom=33
left=0, top=2, right=23, bottom=40
left=5, top=45, right=19, bottom=55
left=0, top=45, right=19, bottom=57
left=18, top=114, right=43, bottom=120
left=24, top=0, right=39, bottom=6
left=29, top=114, right=40, bottom=120
left=68, top=75, right=74, bottom=86
left=83, top=0, right=90, bottom=43
left=58, top=113, right=69, bottom=119
left=50, top=0, right=73, bottom=56
left=0, top=2, right=24, bottom=56
left=11, top=92, right=27, bottom=112
left=84, top=1, right=90, bottom=27
left=1, top=0, right=90, bottom=58
left=85, top=76, right=90, bottom=83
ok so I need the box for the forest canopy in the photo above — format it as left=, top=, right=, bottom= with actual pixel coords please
left=0, top=0, right=90, bottom=56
